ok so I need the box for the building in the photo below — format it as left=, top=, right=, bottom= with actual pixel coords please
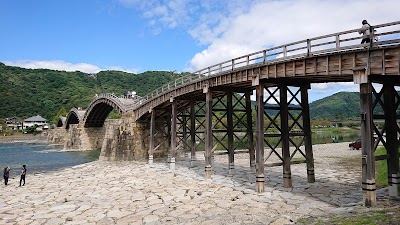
left=5, top=117, right=23, bottom=130
left=23, top=115, right=48, bottom=130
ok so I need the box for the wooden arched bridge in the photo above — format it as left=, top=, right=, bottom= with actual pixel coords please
left=50, top=21, right=400, bottom=207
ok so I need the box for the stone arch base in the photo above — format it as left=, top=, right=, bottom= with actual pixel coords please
left=63, top=124, right=106, bottom=151
left=99, top=112, right=149, bottom=161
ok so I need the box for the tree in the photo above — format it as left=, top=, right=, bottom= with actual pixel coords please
left=51, top=107, right=68, bottom=124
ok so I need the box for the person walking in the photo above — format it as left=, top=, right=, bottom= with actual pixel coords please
left=19, top=165, right=26, bottom=186
left=3, top=166, right=10, bottom=185
left=359, top=19, right=371, bottom=44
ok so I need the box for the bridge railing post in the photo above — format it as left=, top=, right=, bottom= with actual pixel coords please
left=336, top=35, right=340, bottom=49
left=208, top=67, right=211, bottom=76
left=307, top=39, right=311, bottom=56
left=263, top=50, right=266, bottom=63
left=232, top=59, right=235, bottom=71
left=370, top=26, right=375, bottom=48
left=283, top=46, right=287, bottom=57
left=247, top=55, right=250, bottom=65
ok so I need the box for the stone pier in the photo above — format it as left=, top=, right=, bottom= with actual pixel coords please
left=99, top=112, right=150, bottom=161
left=47, top=127, right=67, bottom=144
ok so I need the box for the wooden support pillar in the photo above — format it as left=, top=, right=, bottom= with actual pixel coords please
left=227, top=91, right=235, bottom=174
left=170, top=99, right=177, bottom=170
left=190, top=100, right=196, bottom=167
left=301, top=85, right=315, bottom=183
left=280, top=85, right=292, bottom=188
left=246, top=91, right=256, bottom=172
left=360, top=82, right=376, bottom=207
left=255, top=84, right=265, bottom=192
left=167, top=114, right=172, bottom=163
left=149, top=110, right=155, bottom=164
left=383, top=84, right=400, bottom=196
left=205, top=90, right=213, bottom=179
left=183, top=112, right=189, bottom=160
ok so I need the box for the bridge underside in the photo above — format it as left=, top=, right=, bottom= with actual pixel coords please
left=65, top=113, right=80, bottom=129
left=85, top=103, right=115, bottom=127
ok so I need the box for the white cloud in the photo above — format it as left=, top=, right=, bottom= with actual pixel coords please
left=3, top=60, right=139, bottom=74
left=188, top=0, right=400, bottom=71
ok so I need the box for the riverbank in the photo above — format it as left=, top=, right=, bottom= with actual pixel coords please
left=0, top=143, right=397, bottom=224
left=0, top=133, right=47, bottom=143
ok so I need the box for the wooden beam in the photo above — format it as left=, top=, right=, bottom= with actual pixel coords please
left=383, top=84, right=400, bottom=196
left=301, top=85, right=315, bottom=183
left=170, top=99, right=177, bottom=170
left=227, top=91, right=234, bottom=174
left=256, top=84, right=265, bottom=192
left=149, top=109, right=155, bottom=164
left=280, top=85, right=293, bottom=188
left=190, top=100, right=196, bottom=167
left=246, top=91, right=256, bottom=172
left=205, top=90, right=213, bottom=179
left=360, top=81, right=376, bottom=207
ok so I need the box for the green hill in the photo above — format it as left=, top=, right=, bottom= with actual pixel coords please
left=309, top=92, right=360, bottom=120
left=0, top=63, right=185, bottom=120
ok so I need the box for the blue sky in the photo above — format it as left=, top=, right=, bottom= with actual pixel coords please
left=1, top=0, right=399, bottom=102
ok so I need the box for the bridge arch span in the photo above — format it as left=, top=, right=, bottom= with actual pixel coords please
left=83, top=95, right=126, bottom=127
left=65, top=108, right=86, bottom=129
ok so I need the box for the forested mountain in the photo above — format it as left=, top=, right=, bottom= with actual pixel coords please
left=309, top=92, right=360, bottom=120
left=0, top=63, right=185, bottom=120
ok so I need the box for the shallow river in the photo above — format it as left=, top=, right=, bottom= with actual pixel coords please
left=0, top=141, right=99, bottom=178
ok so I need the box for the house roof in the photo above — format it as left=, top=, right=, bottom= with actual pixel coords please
left=24, top=115, right=47, bottom=122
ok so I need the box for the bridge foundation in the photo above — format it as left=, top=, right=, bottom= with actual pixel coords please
left=64, top=124, right=105, bottom=151
left=100, top=112, right=148, bottom=161
left=47, top=127, right=67, bottom=145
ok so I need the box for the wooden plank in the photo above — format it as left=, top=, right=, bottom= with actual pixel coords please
left=383, top=49, right=386, bottom=75
left=326, top=56, right=329, bottom=75
left=265, top=159, right=307, bottom=167
left=292, top=61, right=295, bottom=76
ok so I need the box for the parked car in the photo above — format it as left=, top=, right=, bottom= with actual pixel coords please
left=349, top=139, right=361, bottom=150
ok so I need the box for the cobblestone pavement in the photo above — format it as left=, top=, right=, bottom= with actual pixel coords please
left=0, top=143, right=379, bottom=225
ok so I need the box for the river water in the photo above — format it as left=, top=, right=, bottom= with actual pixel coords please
left=0, top=141, right=100, bottom=178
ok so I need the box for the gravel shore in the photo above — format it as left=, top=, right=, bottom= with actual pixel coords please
left=0, top=143, right=384, bottom=225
